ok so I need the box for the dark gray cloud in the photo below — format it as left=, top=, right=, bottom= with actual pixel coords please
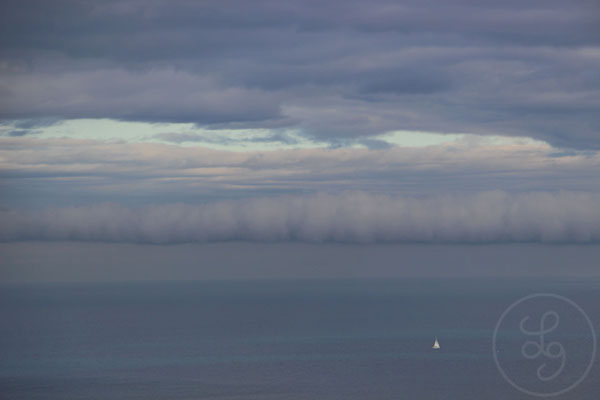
left=2, top=118, right=61, bottom=137
left=2, top=191, right=599, bottom=244
left=153, top=130, right=301, bottom=146
left=6, top=130, right=30, bottom=137
left=1, top=0, right=599, bottom=148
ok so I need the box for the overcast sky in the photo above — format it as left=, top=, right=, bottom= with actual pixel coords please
left=1, top=0, right=599, bottom=281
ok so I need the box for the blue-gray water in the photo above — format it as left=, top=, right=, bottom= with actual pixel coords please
left=1, top=278, right=599, bottom=399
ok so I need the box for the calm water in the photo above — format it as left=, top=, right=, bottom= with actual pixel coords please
left=1, top=278, right=598, bottom=399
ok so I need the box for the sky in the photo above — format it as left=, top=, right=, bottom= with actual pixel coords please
left=1, top=0, right=599, bottom=281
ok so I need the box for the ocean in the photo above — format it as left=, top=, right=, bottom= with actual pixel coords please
left=1, top=278, right=598, bottom=399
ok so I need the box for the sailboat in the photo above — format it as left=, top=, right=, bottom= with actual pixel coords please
left=432, top=337, right=440, bottom=349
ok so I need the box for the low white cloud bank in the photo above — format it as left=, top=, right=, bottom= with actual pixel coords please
left=1, top=191, right=599, bottom=244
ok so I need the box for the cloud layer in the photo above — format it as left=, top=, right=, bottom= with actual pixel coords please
left=2, top=191, right=599, bottom=244
left=1, top=135, right=599, bottom=208
left=1, top=0, right=599, bottom=148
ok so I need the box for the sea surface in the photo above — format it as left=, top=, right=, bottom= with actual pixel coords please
left=1, top=277, right=599, bottom=399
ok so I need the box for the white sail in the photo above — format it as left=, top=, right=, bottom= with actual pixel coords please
left=432, top=338, right=440, bottom=349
